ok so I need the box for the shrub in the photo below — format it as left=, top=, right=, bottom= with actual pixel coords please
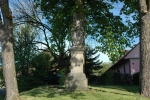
left=114, top=73, right=131, bottom=85
left=104, top=70, right=114, bottom=85
left=17, top=75, right=44, bottom=92
left=122, top=74, right=132, bottom=85
left=113, top=72, right=122, bottom=85
left=132, top=72, right=139, bottom=85
left=88, top=75, right=100, bottom=84
left=57, top=68, right=66, bottom=85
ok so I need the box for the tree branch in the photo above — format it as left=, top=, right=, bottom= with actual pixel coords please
left=0, top=0, right=7, bottom=6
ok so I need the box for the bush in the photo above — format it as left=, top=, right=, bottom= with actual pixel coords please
left=113, top=72, right=122, bottom=85
left=88, top=75, right=100, bottom=84
left=104, top=70, right=114, bottom=85
left=114, top=73, right=132, bottom=85
left=57, top=68, right=66, bottom=85
left=99, top=71, right=132, bottom=85
left=17, top=75, right=44, bottom=92
left=132, top=72, right=139, bottom=85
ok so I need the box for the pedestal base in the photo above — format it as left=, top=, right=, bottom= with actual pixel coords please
left=65, top=72, right=87, bottom=91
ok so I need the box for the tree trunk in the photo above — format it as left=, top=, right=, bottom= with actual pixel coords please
left=139, top=0, right=150, bottom=97
left=0, top=1, right=19, bottom=100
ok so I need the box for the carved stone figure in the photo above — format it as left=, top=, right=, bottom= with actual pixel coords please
left=71, top=13, right=85, bottom=47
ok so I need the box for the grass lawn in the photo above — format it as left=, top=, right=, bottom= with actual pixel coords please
left=1, top=85, right=150, bottom=100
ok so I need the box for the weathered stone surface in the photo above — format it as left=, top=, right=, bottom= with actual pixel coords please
left=65, top=47, right=87, bottom=90
left=65, top=72, right=87, bottom=90
left=65, top=2, right=87, bottom=90
left=71, top=13, right=85, bottom=47
left=70, top=47, right=84, bottom=73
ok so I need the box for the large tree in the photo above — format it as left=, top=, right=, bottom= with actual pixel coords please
left=37, top=0, right=139, bottom=62
left=13, top=0, right=138, bottom=64
left=14, top=24, right=38, bottom=76
left=119, top=0, right=150, bottom=97
left=111, top=0, right=150, bottom=97
left=0, top=0, right=19, bottom=99
left=12, top=0, right=70, bottom=72
left=139, top=0, right=150, bottom=97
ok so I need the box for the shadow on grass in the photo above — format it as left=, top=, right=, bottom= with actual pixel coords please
left=20, top=85, right=86, bottom=99
left=20, top=84, right=140, bottom=100
left=90, top=84, right=139, bottom=94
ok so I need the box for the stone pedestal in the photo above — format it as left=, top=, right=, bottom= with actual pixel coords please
left=65, top=47, right=87, bottom=90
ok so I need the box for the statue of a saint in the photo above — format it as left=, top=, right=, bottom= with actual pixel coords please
left=71, top=13, right=85, bottom=47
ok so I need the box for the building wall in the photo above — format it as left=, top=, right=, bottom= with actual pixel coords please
left=130, top=59, right=140, bottom=75
left=125, top=61, right=130, bottom=74
left=108, top=44, right=140, bottom=76
left=118, top=64, right=124, bottom=74
left=115, top=59, right=140, bottom=75
left=124, top=44, right=140, bottom=59
left=116, top=61, right=130, bottom=75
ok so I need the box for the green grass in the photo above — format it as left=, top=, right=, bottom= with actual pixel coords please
left=1, top=85, right=150, bottom=100
left=20, top=85, right=149, bottom=100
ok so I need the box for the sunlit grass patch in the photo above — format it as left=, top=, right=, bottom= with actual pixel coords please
left=18, top=85, right=150, bottom=100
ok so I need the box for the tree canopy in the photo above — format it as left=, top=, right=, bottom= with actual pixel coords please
left=35, top=0, right=139, bottom=62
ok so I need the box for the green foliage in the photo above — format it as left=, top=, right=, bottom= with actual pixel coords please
left=17, top=75, right=44, bottom=92
left=35, top=0, right=139, bottom=62
left=98, top=62, right=112, bottom=76
left=0, top=67, right=4, bottom=87
left=19, top=85, right=150, bottom=100
left=31, top=52, right=52, bottom=79
left=85, top=45, right=102, bottom=78
left=101, top=62, right=112, bottom=67
left=13, top=23, right=49, bottom=92
left=14, top=24, right=37, bottom=76
left=57, top=68, right=66, bottom=85
left=35, top=0, right=72, bottom=56
left=104, top=70, right=114, bottom=85
left=14, top=0, right=70, bottom=76
left=101, top=71, right=132, bottom=85
left=52, top=52, right=70, bottom=74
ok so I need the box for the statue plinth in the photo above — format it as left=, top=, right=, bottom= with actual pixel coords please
left=65, top=47, right=87, bottom=90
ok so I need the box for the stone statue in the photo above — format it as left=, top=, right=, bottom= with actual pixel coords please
left=65, top=12, right=87, bottom=91
left=71, top=13, right=85, bottom=47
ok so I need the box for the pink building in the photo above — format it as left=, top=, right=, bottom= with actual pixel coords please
left=108, top=43, right=140, bottom=75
